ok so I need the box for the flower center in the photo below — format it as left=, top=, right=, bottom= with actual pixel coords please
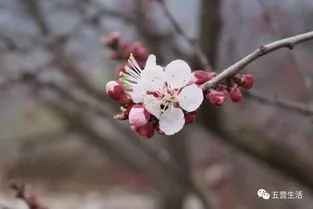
left=158, top=84, right=180, bottom=112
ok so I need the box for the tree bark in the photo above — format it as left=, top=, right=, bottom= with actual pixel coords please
left=198, top=0, right=223, bottom=131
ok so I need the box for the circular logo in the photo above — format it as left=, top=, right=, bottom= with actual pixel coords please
left=257, top=189, right=270, bottom=200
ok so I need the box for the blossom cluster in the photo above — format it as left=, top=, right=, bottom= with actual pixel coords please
left=103, top=32, right=254, bottom=139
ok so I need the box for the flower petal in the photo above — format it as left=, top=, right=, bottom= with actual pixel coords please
left=142, top=65, right=165, bottom=91
left=159, top=107, right=185, bottom=135
left=130, top=82, right=146, bottom=103
left=129, top=105, right=150, bottom=127
left=177, top=84, right=204, bottom=112
left=164, top=60, right=192, bottom=89
left=144, top=54, right=157, bottom=71
left=143, top=95, right=162, bottom=119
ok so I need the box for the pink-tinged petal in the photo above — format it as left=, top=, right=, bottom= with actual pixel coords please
left=178, top=84, right=203, bottom=112
left=143, top=95, right=162, bottom=119
left=129, top=105, right=150, bottom=128
left=164, top=60, right=191, bottom=89
left=159, top=107, right=185, bottom=135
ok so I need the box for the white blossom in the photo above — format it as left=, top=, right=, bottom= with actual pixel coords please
left=120, top=54, right=204, bottom=135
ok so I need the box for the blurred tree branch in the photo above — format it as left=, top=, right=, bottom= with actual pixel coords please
left=11, top=182, right=48, bottom=209
left=159, top=1, right=213, bottom=71
left=245, top=89, right=313, bottom=116
left=23, top=0, right=51, bottom=36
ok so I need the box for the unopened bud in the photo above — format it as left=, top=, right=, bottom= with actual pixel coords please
left=129, top=105, right=151, bottom=129
left=230, top=87, right=243, bottom=103
left=129, top=42, right=147, bottom=61
left=105, top=81, right=126, bottom=101
left=190, top=71, right=216, bottom=85
left=133, top=123, right=155, bottom=139
left=109, top=51, right=122, bottom=60
left=236, top=74, right=255, bottom=89
left=102, top=32, right=120, bottom=49
left=206, top=90, right=227, bottom=106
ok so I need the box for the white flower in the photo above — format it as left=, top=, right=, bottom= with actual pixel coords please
left=119, top=54, right=163, bottom=103
left=120, top=54, right=204, bottom=135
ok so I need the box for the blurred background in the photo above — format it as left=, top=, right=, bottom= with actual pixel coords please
left=0, top=0, right=313, bottom=208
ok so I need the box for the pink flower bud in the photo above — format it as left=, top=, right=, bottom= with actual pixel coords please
left=102, top=32, right=120, bottom=49
left=124, top=42, right=147, bottom=61
left=123, top=104, right=134, bottom=116
left=185, top=113, right=196, bottom=125
left=131, top=42, right=148, bottom=61
left=230, top=87, right=243, bottom=103
left=236, top=74, right=255, bottom=89
left=241, top=74, right=254, bottom=89
left=106, top=81, right=126, bottom=101
left=132, top=123, right=155, bottom=139
left=119, top=94, right=132, bottom=106
left=189, top=71, right=216, bottom=85
left=206, top=90, right=226, bottom=106
left=137, top=61, right=146, bottom=69
left=129, top=105, right=151, bottom=129
left=109, top=51, right=122, bottom=60
left=138, top=123, right=155, bottom=139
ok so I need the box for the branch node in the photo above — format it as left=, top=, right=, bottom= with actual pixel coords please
left=287, top=42, right=295, bottom=50
left=259, top=45, right=268, bottom=55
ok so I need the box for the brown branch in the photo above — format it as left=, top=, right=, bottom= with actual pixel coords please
left=204, top=30, right=313, bottom=89
left=159, top=1, right=213, bottom=71
left=210, top=125, right=313, bottom=192
left=245, top=89, right=313, bottom=116
left=10, top=182, right=48, bottom=209
left=23, top=0, right=51, bottom=36
left=256, top=0, right=313, bottom=101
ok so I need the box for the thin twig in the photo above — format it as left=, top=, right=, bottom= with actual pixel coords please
left=246, top=89, right=313, bottom=116
left=204, top=30, right=313, bottom=89
left=256, top=0, right=313, bottom=102
left=159, top=1, right=213, bottom=71
left=10, top=182, right=48, bottom=209
left=23, top=0, right=51, bottom=36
